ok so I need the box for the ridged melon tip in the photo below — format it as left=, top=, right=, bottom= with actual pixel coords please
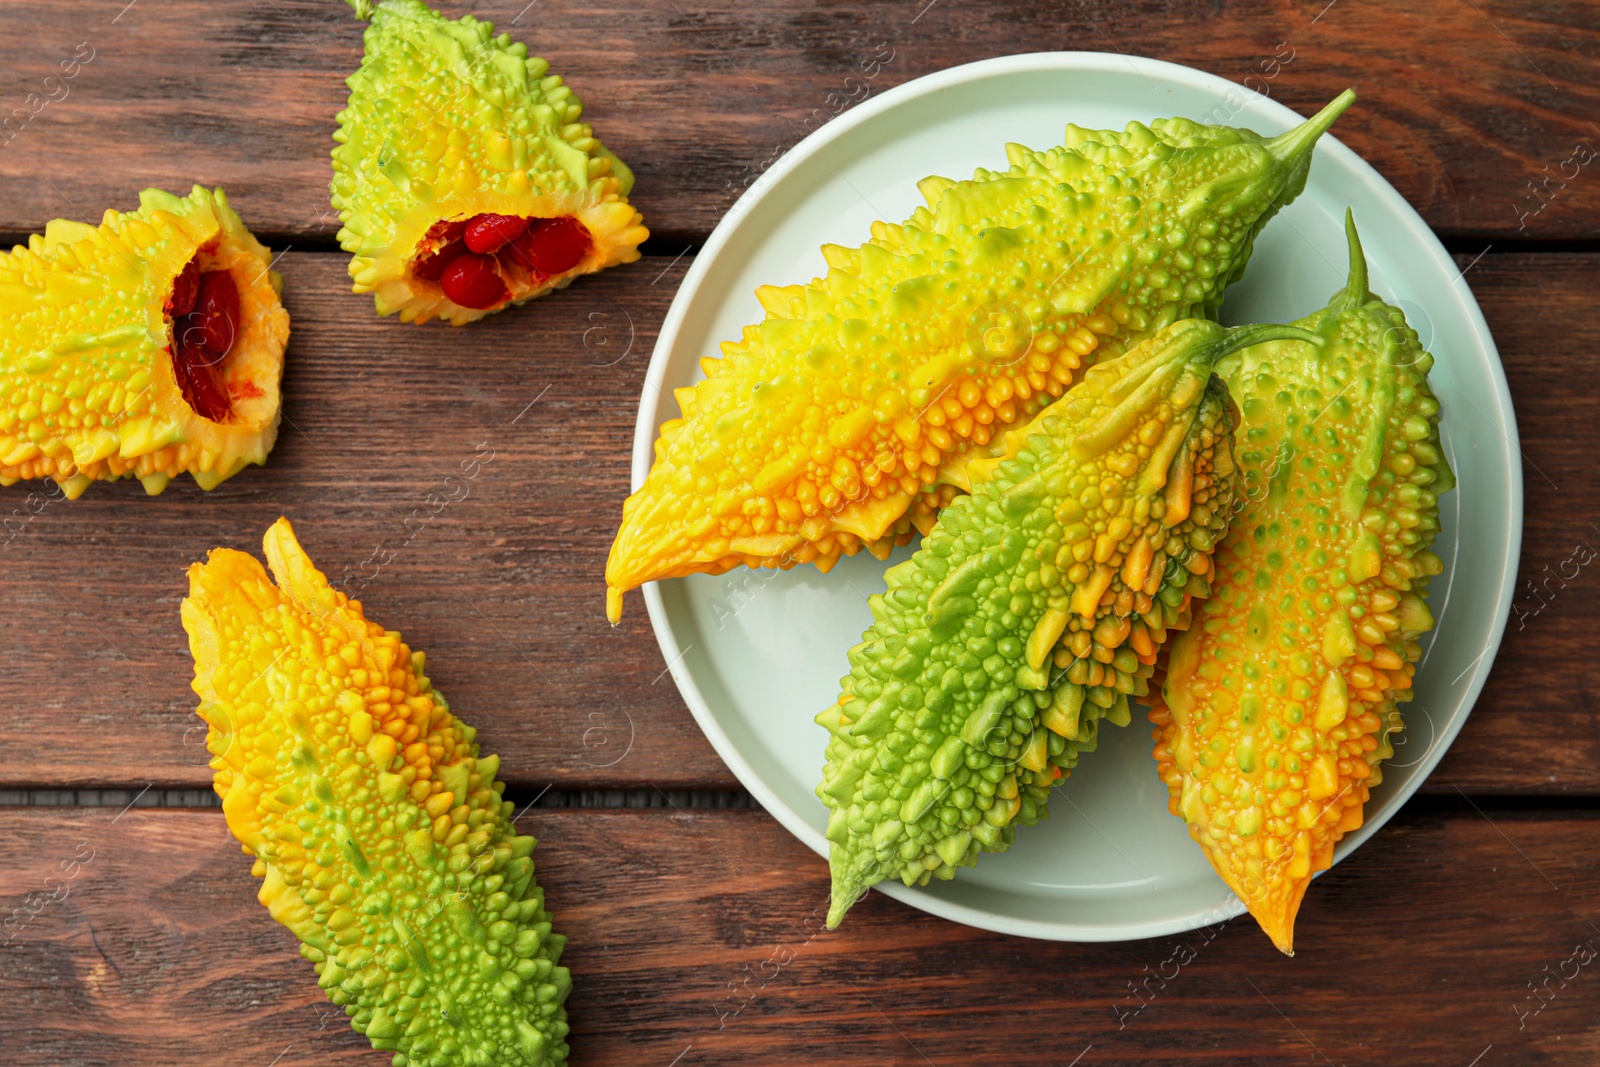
left=826, top=880, right=861, bottom=930
left=1247, top=878, right=1311, bottom=957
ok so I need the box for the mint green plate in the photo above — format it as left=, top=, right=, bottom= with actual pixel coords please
left=632, top=53, right=1521, bottom=941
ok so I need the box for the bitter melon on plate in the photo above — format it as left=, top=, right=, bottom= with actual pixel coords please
left=818, top=318, right=1317, bottom=926
left=1149, top=214, right=1453, bottom=955
left=605, top=91, right=1354, bottom=622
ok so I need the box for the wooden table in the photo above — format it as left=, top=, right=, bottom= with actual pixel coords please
left=2, top=2, right=1596, bottom=1064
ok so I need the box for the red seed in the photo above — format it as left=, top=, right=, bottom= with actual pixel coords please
left=171, top=321, right=231, bottom=422
left=167, top=258, right=200, bottom=318
left=193, top=270, right=241, bottom=357
left=463, top=212, right=532, bottom=254
left=507, top=216, right=592, bottom=276
left=439, top=253, right=509, bottom=309
left=413, top=238, right=467, bottom=282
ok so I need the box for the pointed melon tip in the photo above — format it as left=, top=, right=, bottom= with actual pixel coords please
left=1243, top=875, right=1312, bottom=957
left=827, top=867, right=867, bottom=929
left=1248, top=904, right=1298, bottom=956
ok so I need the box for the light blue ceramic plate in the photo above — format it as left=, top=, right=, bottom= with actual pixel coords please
left=632, top=53, right=1521, bottom=941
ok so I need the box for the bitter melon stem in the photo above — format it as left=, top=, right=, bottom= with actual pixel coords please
left=1337, top=208, right=1372, bottom=310
left=1264, top=88, right=1357, bottom=169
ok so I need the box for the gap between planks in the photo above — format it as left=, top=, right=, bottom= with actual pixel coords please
left=2, top=788, right=1597, bottom=817
left=0, top=786, right=756, bottom=811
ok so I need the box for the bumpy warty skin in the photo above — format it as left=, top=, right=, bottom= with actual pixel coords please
left=1149, top=215, right=1454, bottom=956
left=817, top=319, right=1318, bottom=928
left=0, top=186, right=288, bottom=497
left=605, top=91, right=1356, bottom=623
left=183, top=518, right=571, bottom=1067
left=333, top=0, right=646, bottom=324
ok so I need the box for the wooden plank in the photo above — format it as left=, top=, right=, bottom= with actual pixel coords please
left=0, top=0, right=1594, bottom=243
left=3, top=805, right=1598, bottom=1065
left=1430, top=253, right=1600, bottom=794
left=0, top=251, right=718, bottom=791
left=0, top=252, right=1597, bottom=793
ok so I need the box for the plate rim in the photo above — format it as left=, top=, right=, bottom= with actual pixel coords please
left=630, top=50, right=1524, bottom=941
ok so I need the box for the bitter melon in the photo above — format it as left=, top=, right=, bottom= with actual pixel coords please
left=183, top=518, right=571, bottom=1065
left=818, top=318, right=1317, bottom=927
left=0, top=186, right=288, bottom=497
left=606, top=91, right=1356, bottom=622
left=1149, top=214, right=1453, bottom=955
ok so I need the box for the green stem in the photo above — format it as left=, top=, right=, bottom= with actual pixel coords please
left=1264, top=89, right=1357, bottom=167
left=1074, top=321, right=1319, bottom=461
left=1341, top=208, right=1372, bottom=306
left=1202, top=321, right=1322, bottom=365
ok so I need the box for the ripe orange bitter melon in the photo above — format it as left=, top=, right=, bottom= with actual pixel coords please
left=1149, top=213, right=1454, bottom=955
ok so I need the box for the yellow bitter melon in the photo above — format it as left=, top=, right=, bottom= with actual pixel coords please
left=606, top=91, right=1355, bottom=622
left=1149, top=213, right=1454, bottom=955
left=183, top=518, right=570, bottom=1065
left=0, top=186, right=288, bottom=497
left=818, top=319, right=1318, bottom=927
left=333, top=0, right=647, bottom=324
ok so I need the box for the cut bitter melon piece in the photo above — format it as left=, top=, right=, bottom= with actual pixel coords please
left=333, top=0, right=647, bottom=324
left=0, top=185, right=289, bottom=498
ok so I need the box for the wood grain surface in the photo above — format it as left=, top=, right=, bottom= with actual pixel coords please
left=0, top=2, right=1595, bottom=1063
left=0, top=1, right=1594, bottom=244
left=3, top=804, right=1597, bottom=1066
left=0, top=253, right=1593, bottom=794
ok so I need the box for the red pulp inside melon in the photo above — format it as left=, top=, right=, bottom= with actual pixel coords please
left=168, top=258, right=240, bottom=423
left=409, top=213, right=595, bottom=309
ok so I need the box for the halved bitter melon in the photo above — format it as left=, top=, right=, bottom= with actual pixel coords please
left=333, top=0, right=647, bottom=324
left=0, top=185, right=288, bottom=497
